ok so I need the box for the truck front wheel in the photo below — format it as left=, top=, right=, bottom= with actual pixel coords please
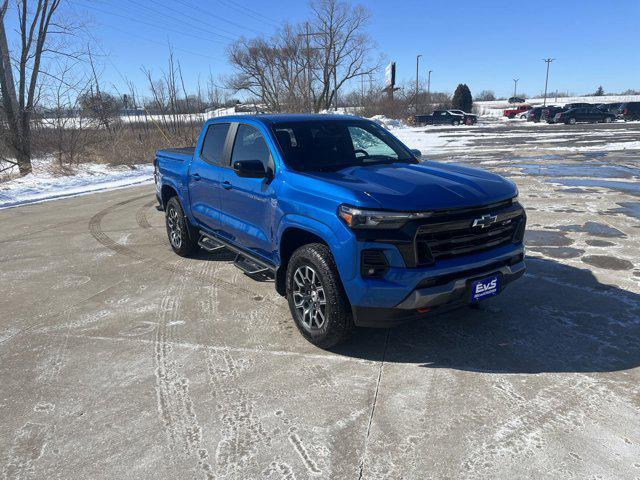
left=165, top=196, right=198, bottom=257
left=286, top=243, right=354, bottom=348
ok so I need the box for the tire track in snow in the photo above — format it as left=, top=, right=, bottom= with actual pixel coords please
left=88, top=194, right=279, bottom=303
left=289, top=433, right=321, bottom=476
left=154, top=262, right=214, bottom=479
left=205, top=349, right=270, bottom=478
left=2, top=423, right=54, bottom=480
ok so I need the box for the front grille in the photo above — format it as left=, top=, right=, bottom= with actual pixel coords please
left=415, top=203, right=525, bottom=265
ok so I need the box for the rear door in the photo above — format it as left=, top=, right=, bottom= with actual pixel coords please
left=218, top=123, right=277, bottom=260
left=587, top=108, right=600, bottom=121
left=188, top=122, right=230, bottom=231
left=574, top=108, right=586, bottom=121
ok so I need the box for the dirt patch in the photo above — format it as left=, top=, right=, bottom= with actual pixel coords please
left=559, top=222, right=626, bottom=238
left=581, top=255, right=634, bottom=271
left=529, top=247, right=584, bottom=259
left=585, top=239, right=616, bottom=247
left=525, top=230, right=573, bottom=247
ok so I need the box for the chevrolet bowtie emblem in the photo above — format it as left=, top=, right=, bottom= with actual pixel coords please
left=472, top=214, right=498, bottom=228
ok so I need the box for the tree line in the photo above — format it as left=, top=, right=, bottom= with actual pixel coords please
left=0, top=0, right=496, bottom=178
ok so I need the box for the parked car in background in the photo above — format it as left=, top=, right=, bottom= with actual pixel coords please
left=448, top=109, right=477, bottom=125
left=597, top=103, right=622, bottom=115
left=554, top=107, right=615, bottom=124
left=526, top=107, right=544, bottom=123
left=508, top=97, right=526, bottom=104
left=541, top=106, right=564, bottom=123
left=563, top=102, right=591, bottom=110
left=503, top=104, right=531, bottom=119
left=618, top=102, right=640, bottom=121
left=413, top=110, right=464, bottom=126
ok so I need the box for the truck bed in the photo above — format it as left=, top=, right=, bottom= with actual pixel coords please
left=156, top=147, right=195, bottom=162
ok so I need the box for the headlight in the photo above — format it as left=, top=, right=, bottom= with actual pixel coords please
left=511, top=194, right=519, bottom=204
left=338, top=205, right=431, bottom=229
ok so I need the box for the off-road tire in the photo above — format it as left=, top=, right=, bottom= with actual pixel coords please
left=165, top=196, right=198, bottom=257
left=286, top=243, right=354, bottom=348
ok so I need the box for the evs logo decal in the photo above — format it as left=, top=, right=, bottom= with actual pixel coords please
left=475, top=279, right=497, bottom=294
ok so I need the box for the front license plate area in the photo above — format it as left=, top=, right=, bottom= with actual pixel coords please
left=469, top=274, right=501, bottom=302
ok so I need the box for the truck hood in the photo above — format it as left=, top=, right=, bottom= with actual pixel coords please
left=306, top=162, right=517, bottom=211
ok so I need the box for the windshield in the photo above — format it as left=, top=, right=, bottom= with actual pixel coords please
left=271, top=120, right=415, bottom=172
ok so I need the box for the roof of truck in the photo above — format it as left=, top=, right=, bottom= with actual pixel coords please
left=209, top=113, right=366, bottom=125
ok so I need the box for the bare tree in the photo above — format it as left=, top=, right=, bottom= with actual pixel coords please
left=0, top=0, right=65, bottom=175
left=308, top=0, right=378, bottom=111
left=226, top=0, right=377, bottom=113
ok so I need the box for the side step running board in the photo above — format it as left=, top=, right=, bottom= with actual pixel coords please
left=198, top=230, right=276, bottom=277
left=198, top=236, right=225, bottom=253
left=234, top=254, right=270, bottom=275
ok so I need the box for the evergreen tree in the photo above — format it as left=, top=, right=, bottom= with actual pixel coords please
left=594, top=85, right=604, bottom=96
left=452, top=84, right=473, bottom=112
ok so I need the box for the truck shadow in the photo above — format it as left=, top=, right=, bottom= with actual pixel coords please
left=335, top=258, right=640, bottom=374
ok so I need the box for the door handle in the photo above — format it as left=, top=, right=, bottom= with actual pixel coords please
left=191, top=173, right=201, bottom=181
left=222, top=180, right=232, bottom=190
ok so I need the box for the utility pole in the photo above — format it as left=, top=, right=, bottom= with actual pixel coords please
left=415, top=54, right=422, bottom=112
left=305, top=22, right=312, bottom=112
left=298, top=24, right=323, bottom=112
left=332, top=39, right=338, bottom=111
left=542, top=58, right=554, bottom=106
left=427, top=70, right=432, bottom=97
left=513, top=78, right=519, bottom=98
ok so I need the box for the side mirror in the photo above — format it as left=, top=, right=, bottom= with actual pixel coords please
left=233, top=160, right=270, bottom=178
left=410, top=149, right=422, bottom=159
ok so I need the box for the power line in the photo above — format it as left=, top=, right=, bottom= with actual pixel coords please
left=116, top=0, right=238, bottom=43
left=172, top=0, right=270, bottom=36
left=98, top=23, right=225, bottom=62
left=76, top=1, right=229, bottom=46
left=218, top=0, right=280, bottom=27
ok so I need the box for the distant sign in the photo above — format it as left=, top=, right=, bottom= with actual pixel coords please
left=385, top=62, right=396, bottom=89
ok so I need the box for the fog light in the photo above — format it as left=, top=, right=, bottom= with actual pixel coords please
left=361, top=249, right=389, bottom=278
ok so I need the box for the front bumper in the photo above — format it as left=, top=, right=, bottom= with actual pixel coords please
left=352, top=257, right=525, bottom=328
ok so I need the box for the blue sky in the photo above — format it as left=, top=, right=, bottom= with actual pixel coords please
left=50, top=0, right=640, bottom=98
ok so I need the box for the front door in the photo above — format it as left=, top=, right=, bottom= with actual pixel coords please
left=188, top=122, right=230, bottom=232
left=218, top=123, right=277, bottom=260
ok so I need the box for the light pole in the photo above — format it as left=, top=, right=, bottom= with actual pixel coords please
left=415, top=54, right=422, bottom=112
left=427, top=69, right=432, bottom=97
left=542, top=58, right=554, bottom=106
left=513, top=78, right=519, bottom=98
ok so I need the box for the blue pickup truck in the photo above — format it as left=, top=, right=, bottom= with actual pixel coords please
left=154, top=114, right=526, bottom=347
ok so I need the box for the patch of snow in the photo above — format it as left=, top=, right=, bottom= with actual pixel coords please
left=368, top=115, right=408, bottom=129
left=0, top=159, right=154, bottom=209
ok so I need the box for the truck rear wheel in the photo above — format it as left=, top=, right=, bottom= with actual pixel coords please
left=286, top=243, right=354, bottom=348
left=165, top=196, right=198, bottom=257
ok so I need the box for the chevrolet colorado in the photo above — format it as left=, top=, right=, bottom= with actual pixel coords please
left=154, top=115, right=526, bottom=347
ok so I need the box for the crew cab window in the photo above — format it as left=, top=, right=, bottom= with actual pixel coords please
left=348, top=126, right=398, bottom=159
left=231, top=124, right=272, bottom=169
left=201, top=123, right=229, bottom=164
left=271, top=120, right=412, bottom=172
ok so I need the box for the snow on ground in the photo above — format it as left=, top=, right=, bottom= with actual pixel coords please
left=0, top=159, right=153, bottom=209
left=387, top=122, right=640, bottom=155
